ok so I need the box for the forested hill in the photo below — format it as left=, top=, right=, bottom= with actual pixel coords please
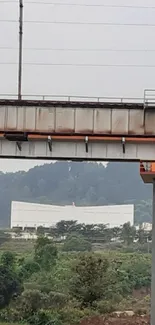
left=0, top=162, right=152, bottom=227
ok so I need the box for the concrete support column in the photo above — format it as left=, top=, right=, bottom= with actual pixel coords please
left=151, top=179, right=155, bottom=325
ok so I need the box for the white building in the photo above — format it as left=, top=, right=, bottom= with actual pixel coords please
left=142, top=223, right=152, bottom=231
left=11, top=201, right=134, bottom=230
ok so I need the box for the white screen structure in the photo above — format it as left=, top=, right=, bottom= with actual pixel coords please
left=11, top=201, right=134, bottom=229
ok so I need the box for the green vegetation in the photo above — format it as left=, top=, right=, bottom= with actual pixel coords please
left=34, top=221, right=152, bottom=252
left=0, top=159, right=152, bottom=324
left=62, top=235, right=92, bottom=252
left=0, top=161, right=152, bottom=227
left=0, top=239, right=34, bottom=254
left=0, top=221, right=152, bottom=255
left=0, top=228, right=151, bottom=325
left=34, top=236, right=58, bottom=271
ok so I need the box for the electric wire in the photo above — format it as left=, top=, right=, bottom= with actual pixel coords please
left=1, top=62, right=155, bottom=68
left=2, top=1, right=155, bottom=9
left=1, top=20, right=155, bottom=27
left=25, top=2, right=155, bottom=9
left=1, top=47, right=155, bottom=52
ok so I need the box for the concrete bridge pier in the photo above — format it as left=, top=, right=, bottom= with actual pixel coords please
left=152, top=180, right=155, bottom=325
left=140, top=166, right=155, bottom=324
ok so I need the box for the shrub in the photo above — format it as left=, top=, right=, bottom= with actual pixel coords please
left=59, top=307, right=98, bottom=324
left=19, top=259, right=41, bottom=280
left=48, top=291, right=69, bottom=308
left=17, top=289, right=46, bottom=317
left=93, top=300, right=117, bottom=314
left=69, top=253, right=109, bottom=306
left=1, top=251, right=16, bottom=269
left=135, top=308, right=148, bottom=316
left=28, top=310, right=62, bottom=325
left=63, top=235, right=92, bottom=252
left=0, top=307, right=23, bottom=323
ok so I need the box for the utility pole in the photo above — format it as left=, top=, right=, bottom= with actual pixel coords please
left=18, top=0, right=23, bottom=100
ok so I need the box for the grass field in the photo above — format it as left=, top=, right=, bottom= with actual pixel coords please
left=0, top=239, right=34, bottom=254
left=0, top=323, right=21, bottom=325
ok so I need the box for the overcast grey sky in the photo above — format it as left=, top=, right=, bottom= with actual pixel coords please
left=0, top=0, right=155, bottom=172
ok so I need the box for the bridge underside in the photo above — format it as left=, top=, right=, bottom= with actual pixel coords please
left=1, top=137, right=155, bottom=161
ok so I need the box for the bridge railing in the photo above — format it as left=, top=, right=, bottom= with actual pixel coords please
left=144, top=89, right=155, bottom=108
left=0, top=94, right=144, bottom=103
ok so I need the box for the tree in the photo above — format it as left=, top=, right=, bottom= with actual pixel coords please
left=0, top=264, right=23, bottom=308
left=13, top=228, right=22, bottom=238
left=148, top=230, right=152, bottom=241
left=39, top=244, right=58, bottom=270
left=56, top=220, right=78, bottom=237
left=18, top=289, right=46, bottom=315
left=136, top=226, right=148, bottom=244
left=0, top=231, right=11, bottom=246
left=79, top=224, right=97, bottom=240
left=19, top=259, right=41, bottom=280
left=63, top=235, right=92, bottom=252
left=36, top=226, right=46, bottom=236
left=121, top=222, right=136, bottom=245
left=124, top=259, right=151, bottom=291
left=34, top=236, right=58, bottom=270
left=69, top=253, right=109, bottom=306
left=34, top=235, right=51, bottom=252
left=1, top=251, right=16, bottom=269
left=111, top=227, right=121, bottom=240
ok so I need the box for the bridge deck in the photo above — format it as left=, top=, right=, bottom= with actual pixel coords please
left=0, top=98, right=154, bottom=137
left=0, top=99, right=144, bottom=109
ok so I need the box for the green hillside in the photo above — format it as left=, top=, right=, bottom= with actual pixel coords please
left=0, top=161, right=152, bottom=227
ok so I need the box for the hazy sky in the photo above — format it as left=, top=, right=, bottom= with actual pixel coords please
left=0, top=0, right=155, bottom=172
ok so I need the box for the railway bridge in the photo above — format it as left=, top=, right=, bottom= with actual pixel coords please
left=1, top=89, right=155, bottom=324
left=0, top=90, right=155, bottom=161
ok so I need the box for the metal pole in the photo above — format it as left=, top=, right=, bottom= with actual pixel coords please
left=151, top=179, right=155, bottom=325
left=18, top=0, right=23, bottom=100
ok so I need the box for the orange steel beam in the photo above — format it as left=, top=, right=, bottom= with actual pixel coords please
left=1, top=133, right=155, bottom=143
left=140, top=162, right=155, bottom=174
left=27, top=135, right=155, bottom=142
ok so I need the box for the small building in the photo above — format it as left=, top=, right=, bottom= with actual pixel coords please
left=142, top=222, right=152, bottom=231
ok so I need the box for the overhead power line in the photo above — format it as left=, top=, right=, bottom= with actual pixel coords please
left=1, top=1, right=155, bottom=9
left=1, top=20, right=155, bottom=27
left=0, top=20, right=17, bottom=23
left=23, top=2, right=155, bottom=9
left=23, top=63, right=155, bottom=68
left=2, top=62, right=155, bottom=68
left=1, top=47, right=155, bottom=53
left=0, top=1, right=17, bottom=2
left=23, top=21, right=155, bottom=27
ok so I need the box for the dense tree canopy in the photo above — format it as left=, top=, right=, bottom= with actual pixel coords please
left=0, top=233, right=152, bottom=324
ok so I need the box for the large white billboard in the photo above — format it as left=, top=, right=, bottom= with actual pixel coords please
left=11, top=201, right=134, bottom=229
